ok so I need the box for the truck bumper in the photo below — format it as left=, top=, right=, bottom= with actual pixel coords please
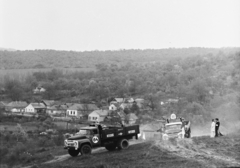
left=64, top=146, right=76, bottom=150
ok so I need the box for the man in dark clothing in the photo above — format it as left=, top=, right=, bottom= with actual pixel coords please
left=215, top=118, right=220, bottom=137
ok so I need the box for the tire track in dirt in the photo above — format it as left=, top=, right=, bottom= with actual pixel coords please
left=153, top=138, right=240, bottom=167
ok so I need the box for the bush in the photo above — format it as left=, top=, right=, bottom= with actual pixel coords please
left=0, top=146, right=9, bottom=158
left=52, top=133, right=64, bottom=146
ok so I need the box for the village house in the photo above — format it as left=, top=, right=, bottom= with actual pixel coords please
left=118, top=98, right=145, bottom=110
left=88, top=109, right=109, bottom=122
left=119, top=102, right=131, bottom=110
left=47, top=104, right=68, bottom=117
left=114, top=98, right=125, bottom=104
left=5, top=101, right=28, bottom=113
left=33, top=86, right=46, bottom=94
left=66, top=103, right=99, bottom=119
left=25, top=103, right=46, bottom=113
left=42, top=100, right=55, bottom=107
left=109, top=103, right=119, bottom=111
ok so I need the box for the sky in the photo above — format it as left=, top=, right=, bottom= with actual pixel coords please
left=0, top=0, right=240, bottom=51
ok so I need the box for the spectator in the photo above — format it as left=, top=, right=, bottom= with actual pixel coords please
left=210, top=119, right=215, bottom=138
left=215, top=118, right=220, bottom=137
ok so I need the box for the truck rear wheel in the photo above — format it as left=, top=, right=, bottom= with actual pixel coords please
left=68, top=149, right=79, bottom=157
left=117, top=139, right=129, bottom=150
left=80, top=144, right=92, bottom=155
left=105, top=143, right=117, bottom=151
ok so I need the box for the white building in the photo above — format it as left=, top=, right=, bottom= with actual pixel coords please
left=88, top=110, right=109, bottom=122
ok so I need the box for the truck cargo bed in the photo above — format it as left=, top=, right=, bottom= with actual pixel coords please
left=101, top=125, right=139, bottom=139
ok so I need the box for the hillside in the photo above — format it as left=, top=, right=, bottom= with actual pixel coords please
left=1, top=47, right=240, bottom=126
left=0, top=47, right=239, bottom=69
left=0, top=47, right=16, bottom=51
left=35, top=134, right=240, bottom=168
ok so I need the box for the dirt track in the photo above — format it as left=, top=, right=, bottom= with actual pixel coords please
left=45, top=140, right=143, bottom=164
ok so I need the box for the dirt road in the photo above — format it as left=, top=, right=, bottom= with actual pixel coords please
left=24, top=140, right=144, bottom=167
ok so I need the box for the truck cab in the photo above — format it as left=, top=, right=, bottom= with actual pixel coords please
left=162, top=122, right=184, bottom=140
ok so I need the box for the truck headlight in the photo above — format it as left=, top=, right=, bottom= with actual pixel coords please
left=73, top=141, right=79, bottom=150
left=74, top=141, right=78, bottom=147
left=163, top=134, right=168, bottom=140
left=64, top=140, right=68, bottom=146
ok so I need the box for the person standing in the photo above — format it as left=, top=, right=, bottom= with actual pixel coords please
left=210, top=119, right=215, bottom=138
left=215, top=118, right=220, bottom=137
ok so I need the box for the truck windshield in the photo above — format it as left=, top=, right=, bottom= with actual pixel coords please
left=76, top=130, right=91, bottom=135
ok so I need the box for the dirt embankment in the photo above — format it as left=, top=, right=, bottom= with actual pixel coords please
left=154, top=135, right=240, bottom=167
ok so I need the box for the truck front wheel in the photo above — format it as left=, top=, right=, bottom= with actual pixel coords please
left=105, top=143, right=117, bottom=151
left=68, top=149, right=79, bottom=157
left=80, top=144, right=92, bottom=155
left=117, top=139, right=129, bottom=150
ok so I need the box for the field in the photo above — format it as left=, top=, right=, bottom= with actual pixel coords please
left=24, top=133, right=240, bottom=168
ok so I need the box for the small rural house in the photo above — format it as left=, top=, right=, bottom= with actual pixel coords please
left=135, top=98, right=145, bottom=109
left=126, top=113, right=138, bottom=124
left=114, top=98, right=125, bottom=103
left=33, top=86, right=46, bottom=94
left=109, top=98, right=125, bottom=105
left=5, top=101, right=28, bottom=113
left=88, top=110, right=109, bottom=122
left=25, top=103, right=46, bottom=113
left=42, top=100, right=55, bottom=107
left=47, top=104, right=68, bottom=116
left=109, top=103, right=118, bottom=111
left=67, top=104, right=83, bottom=118
left=66, top=103, right=99, bottom=118
left=119, top=102, right=131, bottom=110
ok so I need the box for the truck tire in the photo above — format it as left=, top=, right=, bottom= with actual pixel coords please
left=105, top=143, right=117, bottom=151
left=68, top=149, right=79, bottom=157
left=117, top=139, right=129, bottom=150
left=80, top=144, right=92, bottom=155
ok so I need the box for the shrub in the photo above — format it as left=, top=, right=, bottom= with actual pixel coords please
left=52, top=133, right=64, bottom=146
left=0, top=146, right=9, bottom=158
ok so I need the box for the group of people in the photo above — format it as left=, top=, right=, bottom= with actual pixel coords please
left=211, top=118, right=223, bottom=138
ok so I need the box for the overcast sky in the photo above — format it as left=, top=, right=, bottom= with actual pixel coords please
left=0, top=0, right=240, bottom=51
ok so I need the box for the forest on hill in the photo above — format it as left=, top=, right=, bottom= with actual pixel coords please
left=0, top=47, right=239, bottom=69
left=1, top=47, right=240, bottom=126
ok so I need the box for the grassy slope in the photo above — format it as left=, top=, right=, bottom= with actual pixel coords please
left=35, top=133, right=240, bottom=168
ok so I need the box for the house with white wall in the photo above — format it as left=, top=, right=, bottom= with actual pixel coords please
left=66, top=103, right=99, bottom=118
left=109, top=103, right=118, bottom=111
left=5, top=101, right=28, bottom=113
left=88, top=110, right=109, bottom=122
left=25, top=103, right=46, bottom=113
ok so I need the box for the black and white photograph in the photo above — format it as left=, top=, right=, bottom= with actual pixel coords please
left=0, top=0, right=240, bottom=167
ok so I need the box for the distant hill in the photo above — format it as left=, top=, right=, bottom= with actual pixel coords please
left=0, top=47, right=16, bottom=51
left=0, top=47, right=239, bottom=69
